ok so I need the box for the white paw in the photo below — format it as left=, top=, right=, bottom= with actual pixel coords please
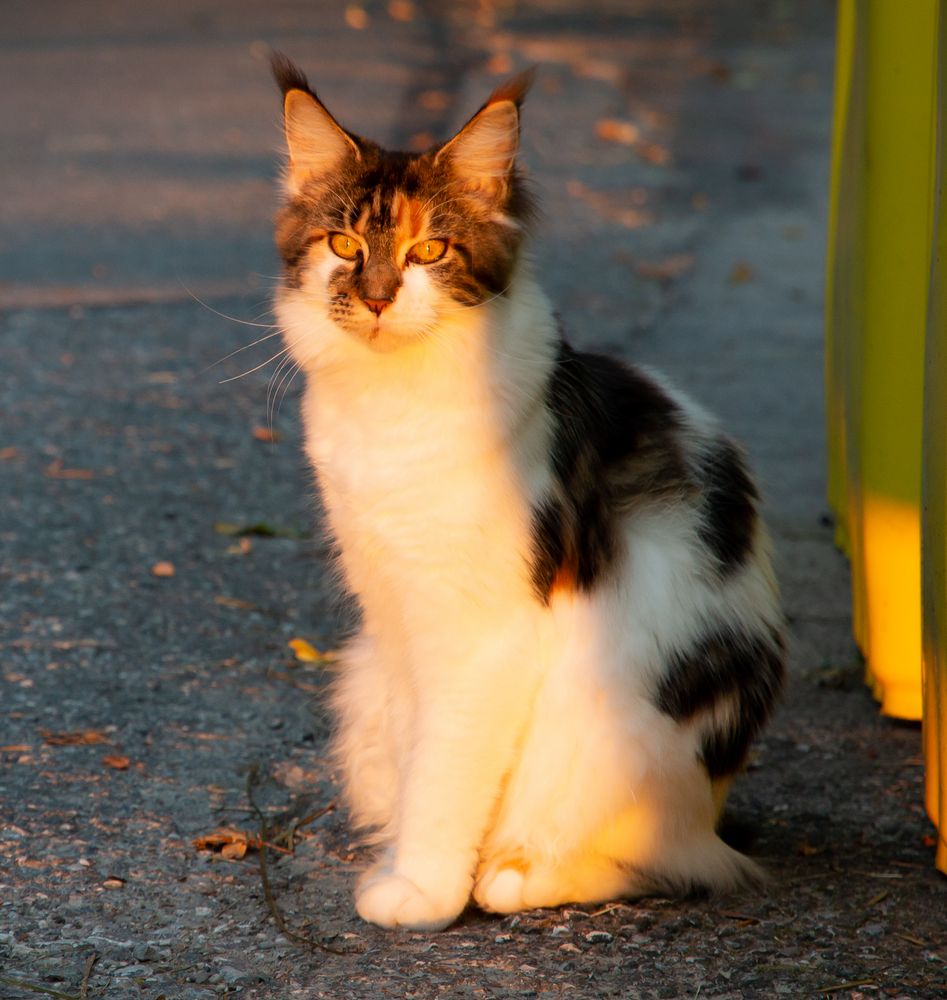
left=355, top=869, right=466, bottom=930
left=473, top=865, right=526, bottom=914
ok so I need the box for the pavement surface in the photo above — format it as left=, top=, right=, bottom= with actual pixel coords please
left=2, top=1, right=945, bottom=998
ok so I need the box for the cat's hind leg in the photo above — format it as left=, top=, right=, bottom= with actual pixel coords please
left=474, top=850, right=636, bottom=914
left=474, top=798, right=763, bottom=914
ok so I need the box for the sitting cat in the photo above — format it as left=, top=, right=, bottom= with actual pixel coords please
left=269, top=54, right=785, bottom=931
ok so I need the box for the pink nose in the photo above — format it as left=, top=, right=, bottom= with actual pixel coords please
left=362, top=297, right=392, bottom=316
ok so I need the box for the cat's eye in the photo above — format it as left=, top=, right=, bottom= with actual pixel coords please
left=407, top=238, right=448, bottom=265
left=328, top=233, right=361, bottom=261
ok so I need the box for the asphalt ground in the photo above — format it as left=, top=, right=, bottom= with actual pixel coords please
left=2, top=2, right=945, bottom=998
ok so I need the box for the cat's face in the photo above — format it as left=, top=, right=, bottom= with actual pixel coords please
left=273, top=55, right=533, bottom=349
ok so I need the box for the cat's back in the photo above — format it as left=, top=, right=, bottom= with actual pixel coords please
left=530, top=341, right=767, bottom=607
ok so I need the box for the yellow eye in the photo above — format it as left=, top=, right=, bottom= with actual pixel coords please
left=328, top=233, right=361, bottom=260
left=407, top=238, right=448, bottom=265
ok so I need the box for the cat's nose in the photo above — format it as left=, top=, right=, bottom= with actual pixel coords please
left=362, top=297, right=392, bottom=317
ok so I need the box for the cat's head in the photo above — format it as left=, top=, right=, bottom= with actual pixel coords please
left=272, top=53, right=534, bottom=348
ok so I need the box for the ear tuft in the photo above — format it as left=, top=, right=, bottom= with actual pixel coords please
left=483, top=66, right=536, bottom=109
left=270, top=50, right=314, bottom=98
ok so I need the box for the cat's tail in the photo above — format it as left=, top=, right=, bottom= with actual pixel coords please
left=637, top=835, right=767, bottom=898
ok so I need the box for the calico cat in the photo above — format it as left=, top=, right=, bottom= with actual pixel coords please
left=270, top=53, right=785, bottom=931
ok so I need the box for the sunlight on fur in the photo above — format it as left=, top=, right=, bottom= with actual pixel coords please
left=267, top=52, right=785, bottom=931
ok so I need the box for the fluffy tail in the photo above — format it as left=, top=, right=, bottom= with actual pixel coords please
left=635, top=835, right=767, bottom=898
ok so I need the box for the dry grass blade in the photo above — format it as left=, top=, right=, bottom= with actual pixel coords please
left=816, top=977, right=876, bottom=995
left=0, top=975, right=81, bottom=1000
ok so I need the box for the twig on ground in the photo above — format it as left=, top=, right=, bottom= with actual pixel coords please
left=79, top=952, right=97, bottom=1000
left=246, top=763, right=359, bottom=956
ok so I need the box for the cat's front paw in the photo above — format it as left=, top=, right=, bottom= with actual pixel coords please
left=355, top=867, right=468, bottom=931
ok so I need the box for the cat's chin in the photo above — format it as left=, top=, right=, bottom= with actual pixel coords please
left=338, top=317, right=431, bottom=353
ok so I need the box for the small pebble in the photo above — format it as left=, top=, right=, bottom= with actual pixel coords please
left=584, top=930, right=614, bottom=944
left=219, top=966, right=250, bottom=985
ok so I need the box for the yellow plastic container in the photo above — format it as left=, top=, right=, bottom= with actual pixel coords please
left=922, top=0, right=947, bottom=876
left=825, top=0, right=939, bottom=720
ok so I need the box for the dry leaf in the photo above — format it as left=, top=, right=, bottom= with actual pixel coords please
left=102, top=876, right=125, bottom=889
left=252, top=426, right=280, bottom=443
left=214, top=595, right=256, bottom=610
left=41, top=729, right=110, bottom=746
left=288, top=637, right=323, bottom=662
left=192, top=826, right=265, bottom=861
left=408, top=131, right=435, bottom=152
left=634, top=141, right=671, bottom=166
left=566, top=180, right=654, bottom=231
left=45, top=459, right=94, bottom=480
left=419, top=89, right=450, bottom=112
left=634, top=254, right=696, bottom=283
left=193, top=827, right=252, bottom=850
left=344, top=4, right=369, bottom=29
left=102, top=754, right=130, bottom=770
left=0, top=744, right=31, bottom=753
left=595, top=118, right=640, bottom=146
left=151, top=561, right=175, bottom=578
left=0, top=447, right=18, bottom=460
left=485, top=52, right=513, bottom=75
left=729, top=261, right=755, bottom=284
left=225, top=537, right=253, bottom=556
left=388, top=0, right=415, bottom=20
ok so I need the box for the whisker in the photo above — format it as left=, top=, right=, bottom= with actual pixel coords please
left=274, top=361, right=303, bottom=423
left=267, top=352, right=296, bottom=427
left=202, top=329, right=285, bottom=375
left=182, top=282, right=277, bottom=331
left=218, top=345, right=291, bottom=384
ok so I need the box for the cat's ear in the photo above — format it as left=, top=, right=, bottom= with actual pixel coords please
left=271, top=52, right=360, bottom=192
left=435, top=68, right=534, bottom=201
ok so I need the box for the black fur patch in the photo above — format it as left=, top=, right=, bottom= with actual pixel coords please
left=529, top=342, right=687, bottom=602
left=656, top=626, right=785, bottom=778
left=696, top=439, right=759, bottom=576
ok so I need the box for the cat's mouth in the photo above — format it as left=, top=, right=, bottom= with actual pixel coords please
left=341, top=309, right=409, bottom=353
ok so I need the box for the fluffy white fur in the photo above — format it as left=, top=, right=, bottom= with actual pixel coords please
left=277, top=249, right=780, bottom=930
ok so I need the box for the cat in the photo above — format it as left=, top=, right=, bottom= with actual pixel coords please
left=269, top=53, right=785, bottom=931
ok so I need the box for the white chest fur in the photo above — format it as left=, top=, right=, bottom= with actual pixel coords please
left=279, top=274, right=558, bottom=627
